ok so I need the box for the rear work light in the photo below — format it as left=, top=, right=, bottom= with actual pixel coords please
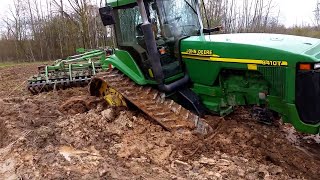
left=299, top=64, right=311, bottom=70
left=298, top=63, right=320, bottom=70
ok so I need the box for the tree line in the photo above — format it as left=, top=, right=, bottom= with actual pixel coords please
left=0, top=0, right=319, bottom=62
left=0, top=0, right=110, bottom=62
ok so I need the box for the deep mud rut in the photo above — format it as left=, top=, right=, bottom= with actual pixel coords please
left=0, top=64, right=320, bottom=180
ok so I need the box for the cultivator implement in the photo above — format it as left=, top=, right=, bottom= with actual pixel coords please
left=27, top=49, right=108, bottom=94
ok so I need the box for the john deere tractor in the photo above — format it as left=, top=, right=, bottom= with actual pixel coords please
left=89, top=0, right=320, bottom=135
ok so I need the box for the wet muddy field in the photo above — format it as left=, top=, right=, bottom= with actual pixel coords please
left=0, top=64, right=320, bottom=179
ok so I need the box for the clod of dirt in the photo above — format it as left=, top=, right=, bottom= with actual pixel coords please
left=268, top=165, right=283, bottom=175
left=149, top=146, right=172, bottom=165
left=114, top=111, right=133, bottom=129
left=0, top=158, right=18, bottom=179
left=199, top=156, right=216, bottom=165
left=101, top=109, right=115, bottom=122
left=60, top=96, right=105, bottom=114
left=171, top=160, right=192, bottom=171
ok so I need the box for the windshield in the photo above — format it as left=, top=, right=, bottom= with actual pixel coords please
left=156, top=0, right=201, bottom=38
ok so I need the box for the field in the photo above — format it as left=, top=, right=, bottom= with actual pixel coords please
left=0, top=63, right=320, bottom=179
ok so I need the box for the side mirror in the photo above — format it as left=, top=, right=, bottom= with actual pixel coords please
left=99, top=6, right=115, bottom=26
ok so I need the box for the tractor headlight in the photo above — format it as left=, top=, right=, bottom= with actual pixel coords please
left=314, top=63, right=320, bottom=70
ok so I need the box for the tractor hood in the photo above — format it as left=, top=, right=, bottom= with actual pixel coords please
left=181, top=33, right=320, bottom=67
left=204, top=33, right=320, bottom=55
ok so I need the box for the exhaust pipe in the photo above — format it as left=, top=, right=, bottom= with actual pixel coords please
left=136, top=0, right=189, bottom=92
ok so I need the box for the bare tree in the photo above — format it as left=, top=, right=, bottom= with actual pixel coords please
left=315, top=0, right=320, bottom=27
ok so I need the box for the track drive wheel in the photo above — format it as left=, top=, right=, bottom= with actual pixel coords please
left=89, top=77, right=127, bottom=107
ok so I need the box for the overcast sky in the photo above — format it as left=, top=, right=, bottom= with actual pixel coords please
left=0, top=0, right=318, bottom=27
left=276, top=0, right=318, bottom=26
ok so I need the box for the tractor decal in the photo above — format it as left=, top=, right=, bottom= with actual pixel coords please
left=181, top=53, right=288, bottom=67
left=184, top=49, right=220, bottom=57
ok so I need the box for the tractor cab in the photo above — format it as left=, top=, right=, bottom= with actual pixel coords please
left=100, top=0, right=203, bottom=82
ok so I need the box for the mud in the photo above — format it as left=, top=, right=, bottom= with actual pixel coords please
left=0, top=64, right=320, bottom=179
left=0, top=119, right=6, bottom=148
left=175, top=109, right=320, bottom=179
left=0, top=64, right=38, bottom=97
left=60, top=96, right=106, bottom=115
left=0, top=99, right=7, bottom=148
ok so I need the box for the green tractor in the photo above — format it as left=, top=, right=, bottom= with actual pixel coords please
left=90, top=0, right=320, bottom=135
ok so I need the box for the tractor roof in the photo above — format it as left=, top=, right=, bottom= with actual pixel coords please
left=107, top=0, right=136, bottom=8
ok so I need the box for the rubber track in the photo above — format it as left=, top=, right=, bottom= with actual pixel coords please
left=98, top=69, right=213, bottom=135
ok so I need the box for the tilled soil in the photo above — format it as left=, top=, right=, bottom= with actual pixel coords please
left=0, top=64, right=320, bottom=179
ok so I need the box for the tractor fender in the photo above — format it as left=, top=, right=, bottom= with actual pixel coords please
left=102, top=50, right=147, bottom=85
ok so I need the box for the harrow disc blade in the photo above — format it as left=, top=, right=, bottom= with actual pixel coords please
left=27, top=76, right=93, bottom=95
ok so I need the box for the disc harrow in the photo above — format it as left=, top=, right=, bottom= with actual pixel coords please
left=28, top=76, right=96, bottom=95
left=27, top=49, right=107, bottom=94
